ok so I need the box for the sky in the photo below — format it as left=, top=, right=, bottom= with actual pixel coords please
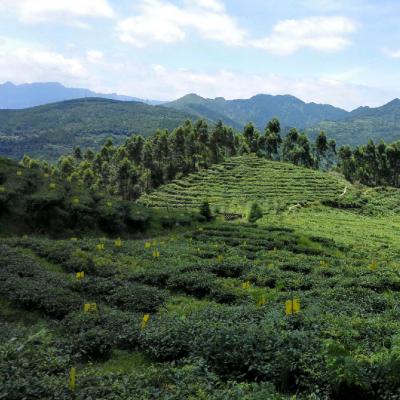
left=0, top=0, right=399, bottom=110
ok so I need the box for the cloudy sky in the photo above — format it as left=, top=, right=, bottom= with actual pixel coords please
left=0, top=0, right=399, bottom=109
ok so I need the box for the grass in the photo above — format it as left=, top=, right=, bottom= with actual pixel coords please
left=91, top=350, right=151, bottom=374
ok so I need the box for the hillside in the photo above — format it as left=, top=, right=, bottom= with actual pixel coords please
left=0, top=81, right=162, bottom=109
left=0, top=98, right=197, bottom=160
left=3, top=152, right=400, bottom=397
left=165, top=93, right=348, bottom=130
left=139, top=154, right=351, bottom=211
left=307, top=98, right=400, bottom=146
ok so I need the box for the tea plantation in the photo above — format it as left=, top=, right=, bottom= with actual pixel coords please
left=2, top=156, right=400, bottom=399
left=139, top=155, right=352, bottom=212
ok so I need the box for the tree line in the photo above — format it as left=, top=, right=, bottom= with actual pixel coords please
left=338, top=140, right=400, bottom=187
left=21, top=118, right=339, bottom=200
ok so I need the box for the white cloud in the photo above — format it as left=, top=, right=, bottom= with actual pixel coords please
left=87, top=50, right=104, bottom=63
left=252, top=16, right=357, bottom=55
left=383, top=48, right=400, bottom=59
left=116, top=0, right=246, bottom=47
left=188, top=0, right=225, bottom=12
left=9, top=0, right=114, bottom=25
left=0, top=38, right=87, bottom=84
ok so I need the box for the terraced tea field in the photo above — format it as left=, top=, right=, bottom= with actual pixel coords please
left=139, top=155, right=351, bottom=211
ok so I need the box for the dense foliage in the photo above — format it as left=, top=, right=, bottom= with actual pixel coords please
left=338, top=139, right=400, bottom=187
left=0, top=157, right=203, bottom=235
left=24, top=119, right=336, bottom=203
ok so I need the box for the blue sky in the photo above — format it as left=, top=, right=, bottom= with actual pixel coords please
left=0, top=0, right=399, bottom=109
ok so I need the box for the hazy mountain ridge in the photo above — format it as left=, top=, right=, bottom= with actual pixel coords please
left=0, top=81, right=163, bottom=109
left=165, top=93, right=349, bottom=130
left=306, top=98, right=400, bottom=146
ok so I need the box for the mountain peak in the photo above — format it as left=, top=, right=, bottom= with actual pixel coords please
left=1, top=81, right=15, bottom=88
left=385, top=98, right=400, bottom=107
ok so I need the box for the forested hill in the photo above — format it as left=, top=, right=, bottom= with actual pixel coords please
left=307, top=98, right=400, bottom=146
left=165, top=93, right=349, bottom=130
left=0, top=98, right=197, bottom=160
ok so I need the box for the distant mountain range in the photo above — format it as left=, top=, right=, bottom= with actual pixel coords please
left=307, top=98, right=400, bottom=146
left=165, top=93, right=349, bottom=130
left=165, top=93, right=400, bottom=147
left=0, top=82, right=163, bottom=109
left=0, top=81, right=400, bottom=160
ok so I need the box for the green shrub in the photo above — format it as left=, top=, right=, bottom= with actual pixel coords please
left=62, top=310, right=141, bottom=360
left=248, top=202, right=263, bottom=223
left=108, top=283, right=169, bottom=313
left=140, top=315, right=192, bottom=361
left=167, top=271, right=217, bottom=298
left=199, top=200, right=213, bottom=221
left=0, top=325, right=70, bottom=400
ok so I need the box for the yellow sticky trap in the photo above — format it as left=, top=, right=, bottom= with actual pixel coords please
left=320, top=260, right=328, bottom=268
left=114, top=238, right=123, bottom=248
left=144, top=242, right=151, bottom=249
left=293, top=298, right=301, bottom=313
left=16, top=170, right=23, bottom=176
left=76, top=271, right=84, bottom=280
left=216, top=255, right=223, bottom=263
left=49, top=183, right=56, bottom=189
left=83, top=303, right=97, bottom=313
left=69, top=367, right=76, bottom=392
left=72, top=198, right=80, bottom=205
left=257, top=295, right=267, bottom=308
left=285, top=300, right=292, bottom=315
left=241, top=281, right=251, bottom=290
left=152, top=249, right=160, bottom=258
left=370, top=260, right=377, bottom=271
left=198, top=227, right=203, bottom=232
left=96, top=243, right=105, bottom=251
left=140, top=314, right=150, bottom=330
left=106, top=201, right=113, bottom=207
left=285, top=299, right=301, bottom=315
left=70, top=237, right=78, bottom=241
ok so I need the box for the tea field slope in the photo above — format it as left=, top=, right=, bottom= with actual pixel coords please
left=139, top=154, right=352, bottom=211
left=4, top=156, right=400, bottom=398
